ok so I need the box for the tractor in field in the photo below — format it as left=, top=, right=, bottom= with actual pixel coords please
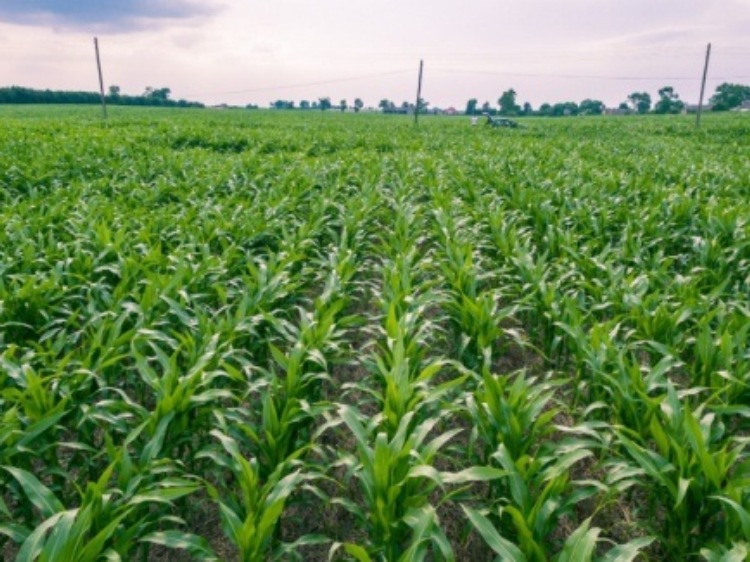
left=483, top=112, right=520, bottom=128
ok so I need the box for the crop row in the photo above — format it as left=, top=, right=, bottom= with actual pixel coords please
left=1, top=108, right=750, bottom=560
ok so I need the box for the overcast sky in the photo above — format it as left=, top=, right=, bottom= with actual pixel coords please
left=1, top=0, right=749, bottom=109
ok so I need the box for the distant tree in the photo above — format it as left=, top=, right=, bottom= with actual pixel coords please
left=618, top=102, right=630, bottom=113
left=270, top=99, right=294, bottom=109
left=312, top=100, right=319, bottom=109
left=340, top=99, right=347, bottom=112
left=417, top=97, right=429, bottom=112
left=552, top=101, right=579, bottom=116
left=143, top=87, right=171, bottom=104
left=579, top=99, right=605, bottom=115
left=0, top=85, right=202, bottom=107
left=481, top=101, right=493, bottom=115
left=319, top=97, right=332, bottom=111
left=378, top=98, right=393, bottom=111
left=538, top=103, right=553, bottom=117
left=498, top=89, right=520, bottom=115
left=653, top=86, right=685, bottom=114
left=354, top=98, right=364, bottom=112
left=465, top=98, right=478, bottom=115
left=628, top=91, right=651, bottom=114
left=300, top=99, right=310, bottom=109
left=522, top=101, right=533, bottom=115
left=710, top=82, right=750, bottom=111
left=108, top=85, right=121, bottom=98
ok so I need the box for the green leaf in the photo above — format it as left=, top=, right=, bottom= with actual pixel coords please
left=676, top=477, right=691, bottom=509
left=343, top=543, right=372, bottom=562
left=139, top=411, right=175, bottom=464
left=712, top=496, right=750, bottom=541
left=462, top=506, right=526, bottom=562
left=443, top=466, right=507, bottom=485
left=78, top=509, right=134, bottom=562
left=557, top=518, right=599, bottom=562
left=141, top=530, right=218, bottom=561
left=3, top=465, right=64, bottom=518
left=131, top=483, right=201, bottom=506
left=601, top=536, right=656, bottom=562
left=0, top=522, right=30, bottom=544
left=16, top=511, right=68, bottom=562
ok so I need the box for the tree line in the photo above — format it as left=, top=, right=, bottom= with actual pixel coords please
left=267, top=82, right=750, bottom=116
left=465, top=83, right=750, bottom=117
left=5, top=81, right=748, bottom=115
left=0, top=85, right=204, bottom=108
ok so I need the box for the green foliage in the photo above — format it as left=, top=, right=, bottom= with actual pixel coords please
left=710, top=82, right=750, bottom=111
left=1, top=107, right=750, bottom=561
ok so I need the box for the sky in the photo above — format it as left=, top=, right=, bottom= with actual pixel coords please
left=1, top=0, right=749, bottom=109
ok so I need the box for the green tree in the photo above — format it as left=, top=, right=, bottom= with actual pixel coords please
left=465, top=98, right=478, bottom=115
left=143, top=87, right=171, bottom=104
left=300, top=100, right=310, bottom=109
left=270, top=100, right=294, bottom=109
left=498, top=89, right=520, bottom=115
left=654, top=86, right=685, bottom=114
left=522, top=101, right=533, bottom=115
left=379, top=99, right=395, bottom=112
left=354, top=98, right=364, bottom=112
left=108, top=85, right=120, bottom=98
left=579, top=99, right=605, bottom=115
left=552, top=101, right=579, bottom=116
left=538, top=103, right=553, bottom=116
left=628, top=91, right=651, bottom=114
left=340, top=99, right=348, bottom=112
left=319, top=97, right=332, bottom=111
left=710, top=82, right=750, bottom=111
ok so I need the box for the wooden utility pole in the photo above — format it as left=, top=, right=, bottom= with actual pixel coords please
left=696, top=43, right=711, bottom=127
left=94, top=37, right=107, bottom=120
left=414, top=59, right=423, bottom=125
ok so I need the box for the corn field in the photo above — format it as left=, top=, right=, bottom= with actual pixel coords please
left=2, top=106, right=750, bottom=561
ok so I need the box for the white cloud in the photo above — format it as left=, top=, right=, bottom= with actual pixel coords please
left=0, top=0, right=748, bottom=107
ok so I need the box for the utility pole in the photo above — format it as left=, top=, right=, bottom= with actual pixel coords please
left=94, top=37, right=107, bottom=120
left=414, top=59, right=423, bottom=125
left=696, top=42, right=711, bottom=127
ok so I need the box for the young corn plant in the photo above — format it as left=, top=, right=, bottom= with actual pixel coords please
left=464, top=368, right=562, bottom=465
left=461, top=365, right=606, bottom=560
left=199, top=428, right=321, bottom=561
left=331, top=406, right=505, bottom=562
left=0, top=454, right=213, bottom=561
left=463, top=506, right=654, bottom=562
left=432, top=211, right=517, bottom=372
left=613, top=383, right=750, bottom=556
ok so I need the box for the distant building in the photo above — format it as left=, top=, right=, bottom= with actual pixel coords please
left=604, top=107, right=628, bottom=115
left=738, top=100, right=750, bottom=112
left=683, top=103, right=714, bottom=113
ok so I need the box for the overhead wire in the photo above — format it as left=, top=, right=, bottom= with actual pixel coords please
left=182, top=69, right=414, bottom=97
left=430, top=68, right=750, bottom=82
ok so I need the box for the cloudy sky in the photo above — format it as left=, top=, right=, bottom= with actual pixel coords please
left=1, top=0, right=749, bottom=109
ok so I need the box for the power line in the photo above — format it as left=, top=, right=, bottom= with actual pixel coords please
left=430, top=67, right=750, bottom=82
left=183, top=69, right=413, bottom=98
